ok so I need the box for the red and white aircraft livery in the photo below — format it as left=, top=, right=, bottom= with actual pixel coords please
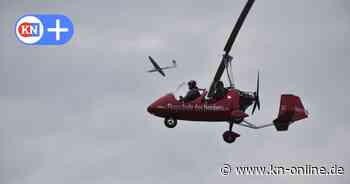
left=147, top=0, right=308, bottom=143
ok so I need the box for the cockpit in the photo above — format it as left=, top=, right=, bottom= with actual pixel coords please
left=173, top=82, right=205, bottom=102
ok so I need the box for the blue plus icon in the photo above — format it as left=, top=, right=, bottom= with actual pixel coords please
left=47, top=19, right=69, bottom=41
left=15, top=14, right=74, bottom=45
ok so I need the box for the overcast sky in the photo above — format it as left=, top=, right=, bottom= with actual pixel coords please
left=1, top=0, right=349, bottom=183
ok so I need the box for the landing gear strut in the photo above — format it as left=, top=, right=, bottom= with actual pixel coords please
left=222, top=121, right=240, bottom=143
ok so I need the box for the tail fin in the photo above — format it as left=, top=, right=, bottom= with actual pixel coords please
left=273, top=94, right=308, bottom=131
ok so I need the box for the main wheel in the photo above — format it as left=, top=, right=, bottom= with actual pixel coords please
left=222, top=131, right=237, bottom=143
left=164, top=117, right=177, bottom=128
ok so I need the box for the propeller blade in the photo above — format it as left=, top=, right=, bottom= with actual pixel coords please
left=257, top=72, right=260, bottom=110
left=252, top=71, right=260, bottom=114
left=224, top=0, right=255, bottom=54
left=256, top=71, right=259, bottom=94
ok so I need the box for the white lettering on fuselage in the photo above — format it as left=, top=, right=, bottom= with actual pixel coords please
left=167, top=104, right=225, bottom=112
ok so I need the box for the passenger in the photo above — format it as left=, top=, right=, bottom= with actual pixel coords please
left=180, top=80, right=201, bottom=102
left=213, top=81, right=227, bottom=100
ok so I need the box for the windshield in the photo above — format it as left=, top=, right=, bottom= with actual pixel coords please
left=172, top=82, right=206, bottom=101
left=172, top=82, right=187, bottom=100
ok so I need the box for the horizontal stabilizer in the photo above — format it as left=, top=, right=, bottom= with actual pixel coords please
left=273, top=94, right=308, bottom=131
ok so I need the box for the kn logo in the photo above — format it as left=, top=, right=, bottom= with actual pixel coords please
left=15, top=14, right=74, bottom=45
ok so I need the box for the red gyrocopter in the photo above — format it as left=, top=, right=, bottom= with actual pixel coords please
left=147, top=0, right=308, bottom=143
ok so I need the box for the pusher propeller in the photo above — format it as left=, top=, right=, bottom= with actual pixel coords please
left=252, top=71, right=260, bottom=114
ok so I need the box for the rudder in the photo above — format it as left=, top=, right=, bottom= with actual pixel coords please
left=273, top=94, right=308, bottom=131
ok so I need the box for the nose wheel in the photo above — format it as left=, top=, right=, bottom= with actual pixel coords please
left=222, top=121, right=240, bottom=143
left=164, top=117, right=177, bottom=128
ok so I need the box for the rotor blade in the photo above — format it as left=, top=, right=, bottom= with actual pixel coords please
left=207, top=54, right=231, bottom=97
left=223, top=0, right=255, bottom=54
left=252, top=101, right=257, bottom=114
left=208, top=0, right=255, bottom=97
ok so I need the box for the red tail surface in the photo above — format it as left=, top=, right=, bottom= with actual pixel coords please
left=273, top=94, right=308, bottom=131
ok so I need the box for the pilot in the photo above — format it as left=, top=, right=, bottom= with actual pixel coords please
left=180, top=80, right=201, bottom=102
left=213, top=80, right=227, bottom=100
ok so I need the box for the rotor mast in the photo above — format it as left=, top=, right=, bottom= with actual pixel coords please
left=207, top=0, right=255, bottom=97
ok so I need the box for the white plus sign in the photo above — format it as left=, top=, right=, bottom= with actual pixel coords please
left=47, top=19, right=69, bottom=41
